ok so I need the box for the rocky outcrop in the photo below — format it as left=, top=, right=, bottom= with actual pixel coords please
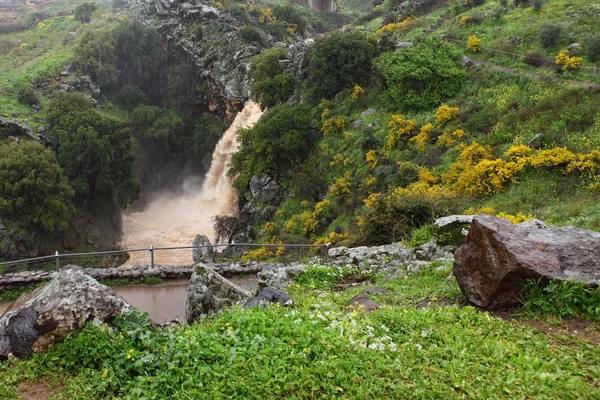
left=433, top=215, right=474, bottom=246
left=0, top=118, right=42, bottom=144
left=0, top=266, right=131, bottom=359
left=192, top=234, right=214, bottom=263
left=328, top=241, right=454, bottom=274
left=453, top=215, right=600, bottom=309
left=245, top=287, right=294, bottom=308
left=186, top=265, right=251, bottom=322
left=257, top=265, right=306, bottom=291
left=345, top=287, right=386, bottom=314
left=293, top=0, right=338, bottom=12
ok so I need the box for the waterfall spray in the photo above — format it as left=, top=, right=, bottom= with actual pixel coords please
left=121, top=100, right=264, bottom=265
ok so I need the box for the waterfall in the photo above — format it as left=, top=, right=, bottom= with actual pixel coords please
left=120, top=100, right=264, bottom=265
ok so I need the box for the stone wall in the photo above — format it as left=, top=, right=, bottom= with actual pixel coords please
left=293, top=0, right=338, bottom=12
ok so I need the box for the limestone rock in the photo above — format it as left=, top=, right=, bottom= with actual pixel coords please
left=249, top=174, right=281, bottom=204
left=0, top=266, right=131, bottom=359
left=256, top=266, right=305, bottom=291
left=192, top=234, right=214, bottom=263
left=186, top=265, right=251, bottom=322
left=360, top=108, right=376, bottom=119
left=434, top=215, right=475, bottom=246
left=245, top=287, right=294, bottom=308
left=453, top=215, right=600, bottom=309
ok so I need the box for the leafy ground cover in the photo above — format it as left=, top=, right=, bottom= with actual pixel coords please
left=1, top=263, right=598, bottom=399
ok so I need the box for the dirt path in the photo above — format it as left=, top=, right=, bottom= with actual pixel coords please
left=469, top=58, right=600, bottom=90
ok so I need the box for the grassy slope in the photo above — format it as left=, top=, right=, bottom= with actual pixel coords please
left=0, top=263, right=598, bottom=399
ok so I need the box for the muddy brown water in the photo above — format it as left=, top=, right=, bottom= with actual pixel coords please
left=0, top=275, right=258, bottom=326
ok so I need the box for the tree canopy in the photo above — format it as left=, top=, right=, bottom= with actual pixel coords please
left=307, top=30, right=377, bottom=101
left=0, top=142, right=74, bottom=231
left=250, top=48, right=296, bottom=109
left=376, top=37, right=466, bottom=111
left=230, top=104, right=315, bottom=192
left=73, top=29, right=119, bottom=88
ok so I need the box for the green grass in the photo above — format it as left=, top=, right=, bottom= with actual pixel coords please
left=1, top=264, right=598, bottom=399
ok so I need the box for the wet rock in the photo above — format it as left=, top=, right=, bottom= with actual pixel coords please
left=192, top=234, right=214, bottom=263
left=345, top=288, right=385, bottom=314
left=461, top=56, right=473, bottom=68
left=360, top=108, right=376, bottom=119
left=257, top=266, right=305, bottom=291
left=568, top=43, right=581, bottom=54
left=245, top=287, right=294, bottom=308
left=528, top=133, right=544, bottom=149
left=0, top=266, right=131, bottom=359
left=396, top=41, right=413, bottom=50
left=249, top=174, right=281, bottom=204
left=186, top=265, right=251, bottom=322
left=453, top=215, right=600, bottom=309
left=434, top=215, right=474, bottom=246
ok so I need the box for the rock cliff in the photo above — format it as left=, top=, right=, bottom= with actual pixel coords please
left=294, top=0, right=338, bottom=12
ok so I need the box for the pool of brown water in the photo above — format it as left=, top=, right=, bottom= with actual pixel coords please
left=0, top=275, right=258, bottom=325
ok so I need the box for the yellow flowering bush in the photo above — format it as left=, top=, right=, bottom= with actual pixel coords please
left=359, top=176, right=377, bottom=190
left=555, top=51, right=582, bottom=71
left=467, top=35, right=482, bottom=53
left=365, top=149, right=378, bottom=169
left=459, top=16, right=473, bottom=26
left=496, top=212, right=534, bottom=224
left=386, top=114, right=417, bottom=147
left=329, top=171, right=353, bottom=198
left=437, top=128, right=466, bottom=146
left=363, top=192, right=382, bottom=207
left=504, top=144, right=532, bottom=160
left=314, top=232, right=349, bottom=246
left=329, top=154, right=352, bottom=167
left=351, top=84, right=364, bottom=100
left=435, top=105, right=460, bottom=127
left=263, top=221, right=274, bottom=232
left=322, top=116, right=346, bottom=136
left=410, top=123, right=432, bottom=152
left=37, top=22, right=47, bottom=30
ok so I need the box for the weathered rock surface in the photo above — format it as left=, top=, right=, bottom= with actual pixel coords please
left=453, top=215, right=600, bottom=309
left=345, top=287, right=386, bottom=314
left=433, top=215, right=474, bottom=246
left=192, top=234, right=214, bottom=263
left=257, top=265, right=306, bottom=291
left=186, top=265, right=251, bottom=322
left=0, top=266, right=131, bottom=360
left=293, top=0, right=337, bottom=12
left=245, top=287, right=294, bottom=308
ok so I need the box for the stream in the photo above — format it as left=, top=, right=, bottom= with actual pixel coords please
left=0, top=275, right=258, bottom=325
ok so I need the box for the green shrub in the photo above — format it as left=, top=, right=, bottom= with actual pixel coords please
left=0, top=142, right=74, bottom=231
left=239, top=26, right=265, bottom=47
left=273, top=4, right=307, bottom=35
left=376, top=37, right=466, bottom=111
left=117, top=84, right=149, bottom=111
left=250, top=48, right=296, bottom=109
left=520, top=279, right=600, bottom=321
left=408, top=224, right=433, bottom=247
left=74, top=2, right=98, bottom=23
left=73, top=29, right=119, bottom=87
left=16, top=85, right=40, bottom=106
left=307, top=30, right=377, bottom=101
left=539, top=23, right=562, bottom=49
left=584, top=34, right=600, bottom=63
left=230, top=104, right=315, bottom=192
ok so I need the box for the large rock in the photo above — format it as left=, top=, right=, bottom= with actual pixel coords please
left=192, top=234, right=214, bottom=263
left=245, top=287, right=294, bottom=308
left=256, top=266, right=306, bottom=291
left=249, top=174, right=281, bottom=204
left=453, top=215, right=600, bottom=309
left=186, top=265, right=251, bottom=322
left=0, top=266, right=131, bottom=359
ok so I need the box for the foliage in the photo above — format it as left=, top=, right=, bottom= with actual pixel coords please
left=555, top=50, right=582, bottom=71
left=74, top=2, right=98, bottom=23
left=16, top=85, right=40, bottom=106
left=539, top=23, right=562, bottom=48
left=239, top=26, right=265, bottom=47
left=386, top=114, right=418, bottom=147
left=46, top=92, right=140, bottom=209
left=230, top=104, right=315, bottom=192
left=584, top=34, right=600, bottom=63
left=306, top=30, right=377, bottom=100
left=250, top=48, right=296, bottom=109
left=520, top=279, right=600, bottom=321
left=377, top=37, right=466, bottom=111
left=0, top=142, right=74, bottom=231
left=434, top=105, right=459, bottom=127
left=116, top=84, right=149, bottom=111
left=467, top=35, right=481, bottom=52
left=72, top=28, right=119, bottom=87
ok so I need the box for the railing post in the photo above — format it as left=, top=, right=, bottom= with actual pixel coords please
left=55, top=250, right=60, bottom=272
left=232, top=241, right=237, bottom=265
left=149, top=245, right=154, bottom=268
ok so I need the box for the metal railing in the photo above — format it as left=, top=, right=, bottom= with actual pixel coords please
left=0, top=243, right=329, bottom=275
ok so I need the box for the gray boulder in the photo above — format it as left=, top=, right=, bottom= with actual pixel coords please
left=453, top=215, right=600, bottom=309
left=0, top=266, right=131, bottom=359
left=192, top=234, right=214, bottom=263
left=186, top=265, right=251, bottom=322
left=249, top=174, right=281, bottom=204
left=345, top=287, right=386, bottom=314
left=245, top=287, right=294, bottom=308
left=360, top=108, right=376, bottom=119
left=433, top=215, right=475, bottom=246
left=257, top=266, right=305, bottom=291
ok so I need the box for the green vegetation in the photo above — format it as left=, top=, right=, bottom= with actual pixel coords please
left=0, top=142, right=74, bottom=231
left=1, top=264, right=598, bottom=399
left=73, top=2, right=98, bottom=24
left=250, top=48, right=296, bottom=109
left=520, top=279, right=600, bottom=321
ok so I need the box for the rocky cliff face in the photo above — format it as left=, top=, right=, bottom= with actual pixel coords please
left=294, top=0, right=338, bottom=12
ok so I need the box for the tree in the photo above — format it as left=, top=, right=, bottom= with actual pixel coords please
left=250, top=48, right=296, bottom=109
left=539, top=23, right=562, bottom=49
left=73, top=29, right=119, bottom=87
left=307, top=30, right=377, bottom=101
left=47, top=92, right=140, bottom=209
left=117, top=84, right=149, bottom=111
left=0, top=142, right=74, bottom=231
left=74, top=2, right=98, bottom=23
left=376, top=37, right=466, bottom=111
left=230, top=104, right=315, bottom=192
